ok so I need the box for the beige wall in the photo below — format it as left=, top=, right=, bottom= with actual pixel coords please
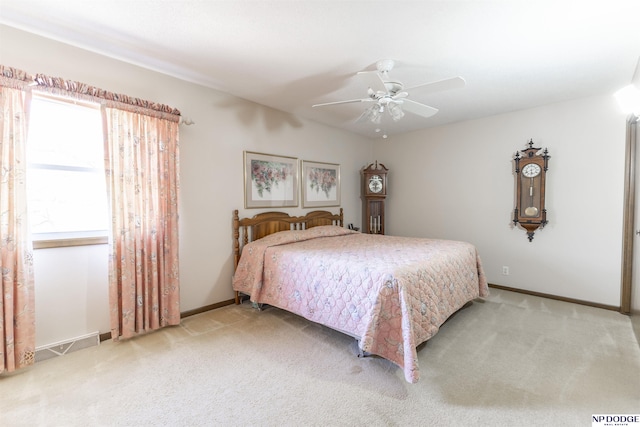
left=374, top=96, right=627, bottom=306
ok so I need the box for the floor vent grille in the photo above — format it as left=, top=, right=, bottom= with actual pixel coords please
left=35, top=332, right=100, bottom=363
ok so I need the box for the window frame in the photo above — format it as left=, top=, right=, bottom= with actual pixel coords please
left=27, top=93, right=110, bottom=249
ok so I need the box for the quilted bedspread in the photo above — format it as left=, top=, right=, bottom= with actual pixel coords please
left=232, top=225, right=488, bottom=383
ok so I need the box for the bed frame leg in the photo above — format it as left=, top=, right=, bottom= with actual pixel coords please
left=356, top=341, right=371, bottom=358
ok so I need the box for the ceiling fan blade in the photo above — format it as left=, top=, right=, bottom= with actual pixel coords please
left=312, top=98, right=373, bottom=107
left=357, top=71, right=388, bottom=94
left=355, top=112, right=368, bottom=123
left=403, top=76, right=466, bottom=94
left=401, top=99, right=439, bottom=118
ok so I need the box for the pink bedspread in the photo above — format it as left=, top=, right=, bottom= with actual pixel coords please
left=232, top=225, right=488, bottom=383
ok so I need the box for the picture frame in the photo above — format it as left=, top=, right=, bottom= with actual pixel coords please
left=244, top=151, right=299, bottom=208
left=301, top=160, right=340, bottom=208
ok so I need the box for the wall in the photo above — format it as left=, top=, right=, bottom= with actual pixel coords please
left=374, top=95, right=627, bottom=306
left=1, top=25, right=373, bottom=347
left=32, top=245, right=109, bottom=346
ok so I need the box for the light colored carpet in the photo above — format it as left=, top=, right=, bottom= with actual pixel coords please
left=1, top=288, right=639, bottom=426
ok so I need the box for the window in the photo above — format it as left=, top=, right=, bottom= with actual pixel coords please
left=27, top=94, right=109, bottom=248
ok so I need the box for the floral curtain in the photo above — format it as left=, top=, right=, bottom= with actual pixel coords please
left=103, top=107, right=181, bottom=340
left=28, top=72, right=182, bottom=340
left=0, top=65, right=35, bottom=373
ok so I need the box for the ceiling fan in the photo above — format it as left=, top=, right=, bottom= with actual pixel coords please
left=312, top=59, right=466, bottom=124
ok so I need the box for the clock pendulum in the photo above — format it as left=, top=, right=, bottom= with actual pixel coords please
left=521, top=162, right=541, bottom=217
left=524, top=176, right=538, bottom=217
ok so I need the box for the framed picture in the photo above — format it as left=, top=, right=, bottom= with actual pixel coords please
left=301, top=160, right=340, bottom=208
left=244, top=151, right=299, bottom=208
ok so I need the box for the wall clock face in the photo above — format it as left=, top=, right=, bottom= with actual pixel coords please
left=368, top=175, right=383, bottom=193
left=522, top=163, right=541, bottom=178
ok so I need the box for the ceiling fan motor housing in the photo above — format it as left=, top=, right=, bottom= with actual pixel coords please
left=383, top=81, right=403, bottom=94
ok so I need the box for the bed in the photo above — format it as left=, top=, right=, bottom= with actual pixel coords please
left=232, top=209, right=488, bottom=383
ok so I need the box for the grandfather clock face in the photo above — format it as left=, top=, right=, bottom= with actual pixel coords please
left=367, top=174, right=384, bottom=194
left=513, top=140, right=550, bottom=242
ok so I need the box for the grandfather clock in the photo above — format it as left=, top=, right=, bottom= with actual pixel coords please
left=361, top=161, right=388, bottom=234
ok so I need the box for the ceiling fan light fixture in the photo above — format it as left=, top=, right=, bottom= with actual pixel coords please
left=372, top=108, right=382, bottom=124
left=361, top=105, right=383, bottom=124
left=388, top=102, right=405, bottom=122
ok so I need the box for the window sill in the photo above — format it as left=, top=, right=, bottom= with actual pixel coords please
left=33, top=236, right=108, bottom=250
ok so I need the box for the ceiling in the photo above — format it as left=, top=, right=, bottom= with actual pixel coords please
left=1, top=0, right=639, bottom=139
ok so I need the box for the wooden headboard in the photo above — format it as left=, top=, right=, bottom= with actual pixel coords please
left=232, top=208, right=343, bottom=271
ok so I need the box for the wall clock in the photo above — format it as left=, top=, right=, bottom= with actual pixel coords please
left=361, top=161, right=388, bottom=234
left=513, top=140, right=550, bottom=242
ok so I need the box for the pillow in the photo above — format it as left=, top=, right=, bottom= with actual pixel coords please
left=255, top=224, right=356, bottom=246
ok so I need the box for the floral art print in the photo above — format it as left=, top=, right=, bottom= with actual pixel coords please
left=244, top=152, right=298, bottom=208
left=302, top=160, right=340, bottom=208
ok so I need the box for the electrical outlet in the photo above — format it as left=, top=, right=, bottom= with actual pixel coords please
left=502, top=266, right=509, bottom=275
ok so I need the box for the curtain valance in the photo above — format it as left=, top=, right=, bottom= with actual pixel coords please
left=0, top=65, right=181, bottom=122
left=0, top=65, right=33, bottom=90
left=32, top=73, right=181, bottom=122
